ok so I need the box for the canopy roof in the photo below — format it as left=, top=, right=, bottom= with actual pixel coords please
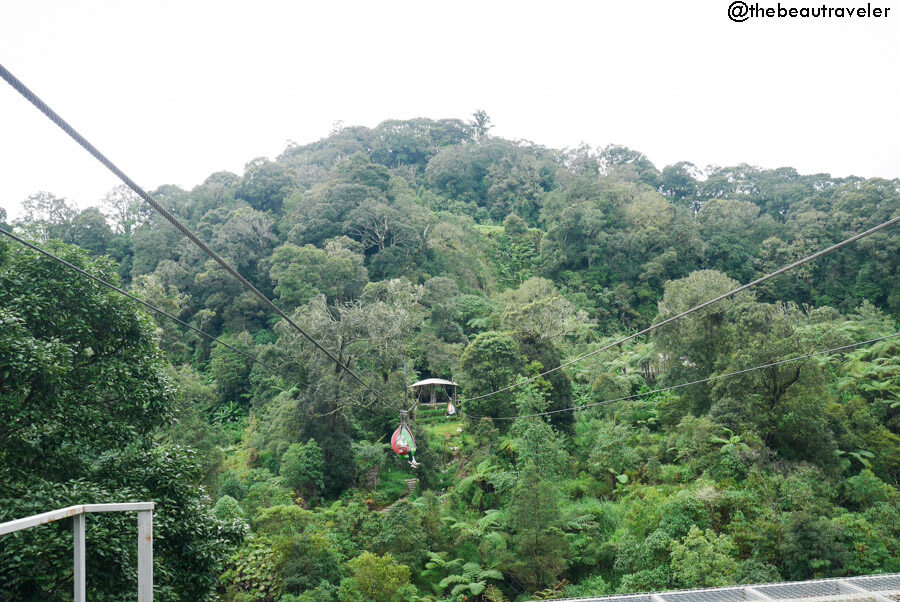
left=557, top=573, right=900, bottom=602
left=409, top=378, right=458, bottom=389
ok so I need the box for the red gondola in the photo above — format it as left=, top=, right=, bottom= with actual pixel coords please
left=391, top=410, right=419, bottom=468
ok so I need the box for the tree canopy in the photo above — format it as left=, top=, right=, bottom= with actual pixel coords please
left=2, top=116, right=898, bottom=601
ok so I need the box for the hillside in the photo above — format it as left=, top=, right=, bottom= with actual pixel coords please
left=1, top=116, right=898, bottom=601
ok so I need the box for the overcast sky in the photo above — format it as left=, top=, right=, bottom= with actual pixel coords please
left=2, top=0, right=898, bottom=220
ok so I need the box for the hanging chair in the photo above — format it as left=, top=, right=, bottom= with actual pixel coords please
left=391, top=410, right=419, bottom=467
left=445, top=400, right=456, bottom=417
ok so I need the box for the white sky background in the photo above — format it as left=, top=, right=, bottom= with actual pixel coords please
left=1, top=0, right=898, bottom=220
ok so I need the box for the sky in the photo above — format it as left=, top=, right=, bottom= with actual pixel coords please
left=1, top=0, right=899, bottom=220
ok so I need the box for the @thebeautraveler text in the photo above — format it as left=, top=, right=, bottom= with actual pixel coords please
left=728, top=1, right=891, bottom=22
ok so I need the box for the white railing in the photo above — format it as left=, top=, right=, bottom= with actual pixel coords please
left=0, top=502, right=154, bottom=601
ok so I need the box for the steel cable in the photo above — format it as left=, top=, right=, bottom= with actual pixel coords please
left=0, top=227, right=307, bottom=389
left=0, top=63, right=383, bottom=401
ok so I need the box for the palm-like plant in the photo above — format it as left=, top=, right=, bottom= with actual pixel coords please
left=438, top=560, right=504, bottom=599
left=444, top=509, right=508, bottom=568
left=709, top=427, right=750, bottom=454
left=457, top=459, right=498, bottom=510
left=533, top=579, right=570, bottom=600
left=421, top=552, right=505, bottom=600
left=838, top=340, right=900, bottom=408
left=836, top=448, right=875, bottom=469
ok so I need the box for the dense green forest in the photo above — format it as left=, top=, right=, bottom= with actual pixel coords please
left=1, top=115, right=898, bottom=601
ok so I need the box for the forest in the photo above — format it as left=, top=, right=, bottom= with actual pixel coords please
left=1, top=114, right=898, bottom=601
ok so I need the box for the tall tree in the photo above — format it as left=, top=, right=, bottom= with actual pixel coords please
left=102, top=184, right=149, bottom=237
left=17, top=191, right=77, bottom=242
left=0, top=240, right=238, bottom=600
left=236, top=157, right=294, bottom=212
left=459, top=331, right=526, bottom=420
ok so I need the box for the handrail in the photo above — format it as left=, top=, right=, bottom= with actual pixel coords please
left=0, top=502, right=155, bottom=601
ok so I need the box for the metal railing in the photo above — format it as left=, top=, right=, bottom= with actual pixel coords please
left=0, top=502, right=154, bottom=601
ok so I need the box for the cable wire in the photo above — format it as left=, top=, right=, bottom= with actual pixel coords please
left=4, top=61, right=898, bottom=408
left=0, top=227, right=307, bottom=390
left=461, top=213, right=900, bottom=403
left=0, top=62, right=383, bottom=401
left=464, top=332, right=900, bottom=420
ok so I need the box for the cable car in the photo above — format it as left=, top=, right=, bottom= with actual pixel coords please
left=391, top=410, right=419, bottom=468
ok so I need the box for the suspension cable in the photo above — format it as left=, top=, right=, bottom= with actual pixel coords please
left=461, top=213, right=900, bottom=403
left=0, top=62, right=384, bottom=402
left=465, top=332, right=900, bottom=420
left=0, top=227, right=307, bottom=390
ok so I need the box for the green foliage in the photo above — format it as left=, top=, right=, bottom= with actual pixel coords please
left=500, top=277, right=591, bottom=341
left=352, top=440, right=387, bottom=490
left=209, top=332, right=255, bottom=410
left=0, top=242, right=240, bottom=600
left=236, top=157, right=294, bottom=212
left=345, top=552, right=411, bottom=602
left=280, top=439, right=326, bottom=504
left=221, top=535, right=283, bottom=600
left=504, top=462, right=568, bottom=591
left=669, top=525, right=738, bottom=588
left=267, top=239, right=369, bottom=310
left=242, top=470, right=294, bottom=519
left=565, top=573, right=611, bottom=598
left=215, top=495, right=247, bottom=522
left=436, top=558, right=503, bottom=598
left=779, top=512, right=852, bottom=580
left=459, top=331, right=525, bottom=420
left=11, top=118, right=900, bottom=600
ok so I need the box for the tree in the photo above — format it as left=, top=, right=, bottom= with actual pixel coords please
left=711, top=302, right=850, bottom=465
left=424, top=139, right=517, bottom=206
left=345, top=198, right=419, bottom=252
left=445, top=509, right=508, bottom=567
left=660, top=161, right=701, bottom=204
left=280, top=439, right=326, bottom=504
left=698, top=198, right=776, bottom=281
left=500, top=277, right=591, bottom=342
left=0, top=240, right=239, bottom=600
left=436, top=558, right=503, bottom=599
left=510, top=415, right=569, bottom=480
left=486, top=149, right=555, bottom=224
left=17, top=191, right=77, bottom=242
left=597, top=144, right=661, bottom=188
left=267, top=239, right=368, bottom=309
left=368, top=117, right=474, bottom=170
left=456, top=460, right=501, bottom=512
left=208, top=206, right=277, bottom=276
left=102, top=184, right=149, bottom=237
left=471, top=110, right=493, bottom=138
left=504, top=461, right=568, bottom=591
left=352, top=440, right=386, bottom=490
left=186, top=171, right=240, bottom=222
left=652, top=270, right=748, bottom=413
left=236, top=157, right=294, bottom=212
left=345, top=552, right=412, bottom=602
left=130, top=213, right=183, bottom=276
left=670, top=525, right=739, bottom=588
left=209, top=332, right=255, bottom=411
left=285, top=181, right=378, bottom=246
left=63, top=207, right=113, bottom=255
left=780, top=512, right=851, bottom=580
left=459, top=331, right=526, bottom=420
